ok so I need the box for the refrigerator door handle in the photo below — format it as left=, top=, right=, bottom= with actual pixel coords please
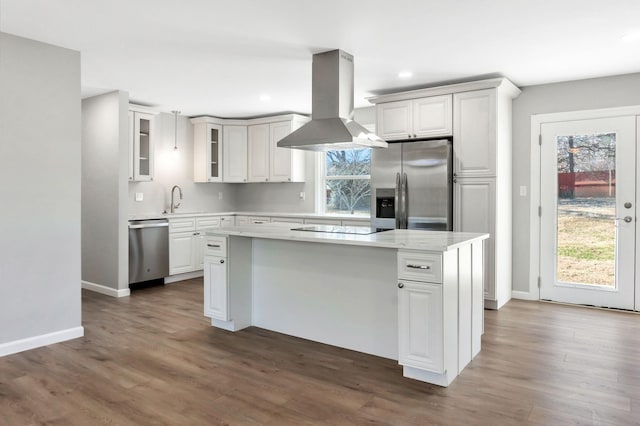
left=395, top=172, right=401, bottom=229
left=402, top=172, right=408, bottom=229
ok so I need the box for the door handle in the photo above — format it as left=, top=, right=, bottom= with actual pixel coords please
left=395, top=173, right=401, bottom=229
left=614, top=216, right=633, bottom=223
left=401, top=172, right=408, bottom=229
left=407, top=264, right=431, bottom=270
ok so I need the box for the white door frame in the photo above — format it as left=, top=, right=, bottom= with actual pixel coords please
left=529, top=105, right=640, bottom=301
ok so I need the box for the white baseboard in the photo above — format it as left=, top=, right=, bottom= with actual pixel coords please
left=164, top=270, right=203, bottom=284
left=82, top=280, right=130, bottom=298
left=512, top=290, right=538, bottom=301
left=0, top=326, right=84, bottom=357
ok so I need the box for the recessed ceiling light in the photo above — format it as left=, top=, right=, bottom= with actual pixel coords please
left=621, top=31, right=640, bottom=41
left=398, top=71, right=413, bottom=79
left=259, top=94, right=271, bottom=102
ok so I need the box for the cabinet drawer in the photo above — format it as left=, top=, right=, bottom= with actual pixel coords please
left=397, top=251, right=442, bottom=283
left=219, top=216, right=235, bottom=227
left=248, top=216, right=270, bottom=225
left=270, top=217, right=304, bottom=224
left=205, top=236, right=227, bottom=257
left=169, top=217, right=196, bottom=233
left=196, top=216, right=221, bottom=230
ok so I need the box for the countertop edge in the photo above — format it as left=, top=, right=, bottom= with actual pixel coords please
left=204, top=227, right=489, bottom=252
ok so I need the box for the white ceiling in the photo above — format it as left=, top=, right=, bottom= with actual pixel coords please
left=2, top=0, right=640, bottom=117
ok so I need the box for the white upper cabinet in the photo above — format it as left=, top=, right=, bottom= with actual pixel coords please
left=413, top=95, right=453, bottom=138
left=270, top=120, right=305, bottom=182
left=453, top=89, right=497, bottom=177
left=192, top=118, right=223, bottom=182
left=223, top=125, right=248, bottom=182
left=377, top=100, right=412, bottom=140
left=192, top=114, right=307, bottom=184
left=376, top=95, right=452, bottom=141
left=248, top=123, right=270, bottom=182
left=129, top=108, right=157, bottom=182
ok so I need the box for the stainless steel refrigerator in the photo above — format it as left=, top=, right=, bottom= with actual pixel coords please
left=370, top=139, right=453, bottom=231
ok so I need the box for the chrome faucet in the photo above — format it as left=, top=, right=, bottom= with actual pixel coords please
left=170, top=185, right=183, bottom=213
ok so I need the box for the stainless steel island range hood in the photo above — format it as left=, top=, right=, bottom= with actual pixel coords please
left=277, top=49, right=387, bottom=151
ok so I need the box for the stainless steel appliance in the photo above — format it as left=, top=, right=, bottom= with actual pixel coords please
left=128, top=219, right=169, bottom=284
left=277, top=49, right=386, bottom=151
left=371, top=138, right=453, bottom=231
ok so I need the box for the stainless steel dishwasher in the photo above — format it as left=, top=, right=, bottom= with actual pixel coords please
left=128, top=219, right=169, bottom=284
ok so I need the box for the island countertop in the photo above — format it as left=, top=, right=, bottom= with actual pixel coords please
left=205, top=224, right=488, bottom=252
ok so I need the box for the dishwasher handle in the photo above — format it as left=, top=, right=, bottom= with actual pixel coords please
left=129, top=222, right=169, bottom=229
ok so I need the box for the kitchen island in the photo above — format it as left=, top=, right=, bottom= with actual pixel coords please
left=203, top=225, right=488, bottom=387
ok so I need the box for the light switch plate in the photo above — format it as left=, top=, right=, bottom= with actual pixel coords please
left=135, top=192, right=144, bottom=202
left=519, top=186, right=527, bottom=197
left=299, top=191, right=306, bottom=200
left=218, top=192, right=223, bottom=200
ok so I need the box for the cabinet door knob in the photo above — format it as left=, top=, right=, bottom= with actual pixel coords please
left=220, top=259, right=225, bottom=264
left=398, top=282, right=404, bottom=289
left=407, top=134, right=412, bottom=139
left=413, top=134, right=417, bottom=138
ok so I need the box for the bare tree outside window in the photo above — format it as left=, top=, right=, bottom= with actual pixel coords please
left=325, top=149, right=371, bottom=215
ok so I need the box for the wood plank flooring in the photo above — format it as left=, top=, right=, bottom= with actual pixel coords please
left=1, top=278, right=639, bottom=425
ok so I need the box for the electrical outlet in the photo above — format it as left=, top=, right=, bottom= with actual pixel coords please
left=218, top=192, right=223, bottom=200
left=519, top=186, right=527, bottom=197
left=299, top=191, right=306, bottom=200
left=135, top=192, right=144, bottom=202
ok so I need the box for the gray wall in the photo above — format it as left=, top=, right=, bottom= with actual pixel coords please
left=512, top=72, right=640, bottom=293
left=128, top=113, right=237, bottom=215
left=82, top=91, right=129, bottom=291
left=0, top=32, right=81, bottom=343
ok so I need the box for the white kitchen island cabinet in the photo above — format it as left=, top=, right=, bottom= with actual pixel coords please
left=204, top=225, right=487, bottom=387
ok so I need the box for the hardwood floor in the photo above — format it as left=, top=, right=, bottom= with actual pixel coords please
left=1, top=279, right=639, bottom=425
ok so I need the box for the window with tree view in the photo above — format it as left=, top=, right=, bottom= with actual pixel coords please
left=323, top=149, right=371, bottom=215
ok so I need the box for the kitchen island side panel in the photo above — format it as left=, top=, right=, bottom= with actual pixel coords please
left=251, top=239, right=399, bottom=360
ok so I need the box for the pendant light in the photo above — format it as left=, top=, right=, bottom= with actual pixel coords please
left=171, top=110, right=181, bottom=152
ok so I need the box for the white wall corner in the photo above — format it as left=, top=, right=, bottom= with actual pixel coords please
left=82, top=280, right=131, bottom=298
left=0, top=326, right=84, bottom=357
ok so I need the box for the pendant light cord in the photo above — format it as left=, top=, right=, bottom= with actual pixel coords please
left=171, top=110, right=180, bottom=151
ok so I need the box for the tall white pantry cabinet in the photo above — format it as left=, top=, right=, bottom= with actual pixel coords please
left=369, top=78, right=521, bottom=309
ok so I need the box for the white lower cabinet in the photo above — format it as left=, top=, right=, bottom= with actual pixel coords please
left=397, top=280, right=443, bottom=373
left=169, top=216, right=223, bottom=275
left=454, top=177, right=497, bottom=305
left=169, top=231, right=198, bottom=275
left=204, top=255, right=228, bottom=320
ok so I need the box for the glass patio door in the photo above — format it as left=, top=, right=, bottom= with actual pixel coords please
left=539, top=116, right=636, bottom=310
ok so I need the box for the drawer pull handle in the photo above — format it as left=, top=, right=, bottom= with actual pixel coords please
left=407, top=264, right=431, bottom=270
left=398, top=282, right=404, bottom=289
left=220, top=259, right=225, bottom=264
left=207, top=244, right=221, bottom=248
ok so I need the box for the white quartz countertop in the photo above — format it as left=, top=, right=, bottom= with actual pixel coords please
left=129, top=211, right=371, bottom=221
left=205, top=224, right=488, bottom=252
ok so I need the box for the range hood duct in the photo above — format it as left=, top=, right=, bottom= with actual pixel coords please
left=277, top=49, right=387, bottom=151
